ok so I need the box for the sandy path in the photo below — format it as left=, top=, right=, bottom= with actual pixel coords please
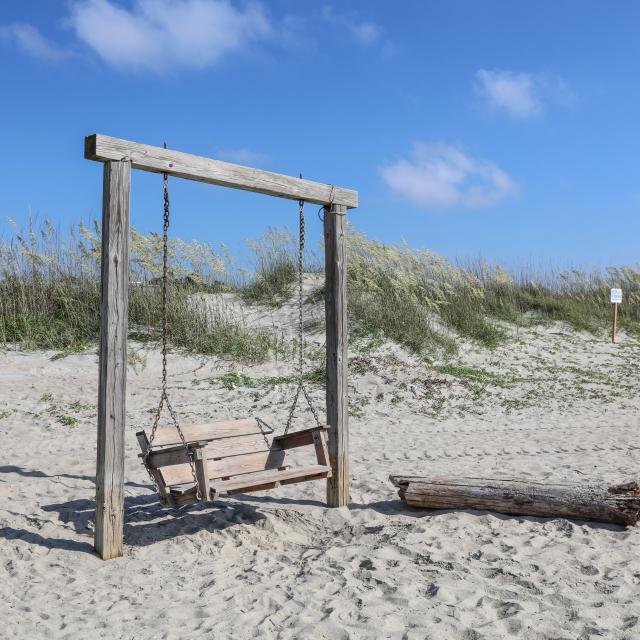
left=2, top=332, right=640, bottom=639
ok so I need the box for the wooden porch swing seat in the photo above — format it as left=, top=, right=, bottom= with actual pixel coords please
left=137, top=418, right=331, bottom=506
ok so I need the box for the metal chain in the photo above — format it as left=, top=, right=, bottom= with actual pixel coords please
left=284, top=193, right=322, bottom=434
left=144, top=163, right=202, bottom=502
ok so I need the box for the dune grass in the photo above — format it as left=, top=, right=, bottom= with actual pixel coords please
left=240, top=227, right=298, bottom=306
left=346, top=229, right=640, bottom=352
left=0, top=220, right=274, bottom=362
left=2, top=219, right=639, bottom=359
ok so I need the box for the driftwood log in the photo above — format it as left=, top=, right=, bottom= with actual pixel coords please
left=390, top=476, right=640, bottom=526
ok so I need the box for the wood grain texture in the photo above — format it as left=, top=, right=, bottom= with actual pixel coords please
left=273, top=426, right=327, bottom=449
left=135, top=431, right=171, bottom=504
left=390, top=476, right=640, bottom=526
left=139, top=417, right=272, bottom=447
left=169, top=485, right=200, bottom=506
left=140, top=432, right=276, bottom=468
left=324, top=204, right=349, bottom=507
left=216, top=465, right=330, bottom=493
left=313, top=430, right=330, bottom=468
left=85, top=134, right=358, bottom=208
left=193, top=448, right=210, bottom=502
left=95, top=160, right=131, bottom=560
left=160, top=449, right=288, bottom=486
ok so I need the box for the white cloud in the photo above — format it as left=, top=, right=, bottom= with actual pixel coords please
left=217, top=147, right=270, bottom=166
left=68, top=0, right=272, bottom=72
left=321, top=6, right=384, bottom=48
left=0, top=23, right=69, bottom=62
left=382, top=142, right=518, bottom=210
left=349, top=21, right=381, bottom=46
left=475, top=69, right=573, bottom=119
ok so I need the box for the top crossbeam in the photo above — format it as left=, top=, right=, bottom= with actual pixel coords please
left=85, top=134, right=358, bottom=208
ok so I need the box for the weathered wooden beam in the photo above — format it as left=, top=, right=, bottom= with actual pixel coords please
left=85, top=134, right=358, bottom=208
left=325, top=204, right=349, bottom=507
left=390, top=476, right=640, bottom=526
left=95, top=160, right=131, bottom=559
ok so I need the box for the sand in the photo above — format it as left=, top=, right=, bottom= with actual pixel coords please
left=2, top=304, right=640, bottom=639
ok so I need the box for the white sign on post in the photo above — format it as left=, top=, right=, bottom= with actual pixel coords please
left=611, top=288, right=622, bottom=304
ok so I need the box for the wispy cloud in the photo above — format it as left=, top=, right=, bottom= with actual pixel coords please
left=0, top=23, right=70, bottom=62
left=68, top=0, right=272, bottom=72
left=3, top=3, right=390, bottom=70
left=349, top=21, right=381, bottom=46
left=382, top=142, right=518, bottom=210
left=321, top=6, right=386, bottom=49
left=475, top=69, right=574, bottom=119
left=216, top=147, right=270, bottom=167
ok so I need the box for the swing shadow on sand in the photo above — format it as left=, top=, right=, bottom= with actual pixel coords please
left=0, top=465, right=267, bottom=555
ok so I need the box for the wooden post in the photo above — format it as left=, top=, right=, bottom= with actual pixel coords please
left=324, top=203, right=349, bottom=507
left=95, top=160, right=131, bottom=560
left=612, top=302, right=618, bottom=343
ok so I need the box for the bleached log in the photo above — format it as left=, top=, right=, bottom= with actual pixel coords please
left=389, top=476, right=640, bottom=526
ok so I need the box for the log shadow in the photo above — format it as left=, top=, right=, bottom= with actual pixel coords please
left=352, top=499, right=626, bottom=531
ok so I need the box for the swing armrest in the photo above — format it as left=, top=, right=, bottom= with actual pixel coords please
left=274, top=425, right=328, bottom=450
left=138, top=440, right=209, bottom=468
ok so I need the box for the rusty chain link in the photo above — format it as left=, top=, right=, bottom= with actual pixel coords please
left=143, top=159, right=202, bottom=502
left=284, top=186, right=322, bottom=435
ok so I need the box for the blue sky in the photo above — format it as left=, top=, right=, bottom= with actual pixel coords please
left=1, top=1, right=639, bottom=269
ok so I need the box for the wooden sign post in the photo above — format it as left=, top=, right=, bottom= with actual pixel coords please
left=611, top=288, right=622, bottom=343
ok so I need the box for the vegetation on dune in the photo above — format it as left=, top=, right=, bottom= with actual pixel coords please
left=0, top=219, right=273, bottom=362
left=2, top=218, right=640, bottom=358
left=346, top=229, right=640, bottom=351
left=240, top=227, right=299, bottom=306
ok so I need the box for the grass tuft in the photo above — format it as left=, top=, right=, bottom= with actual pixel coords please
left=241, top=227, right=298, bottom=306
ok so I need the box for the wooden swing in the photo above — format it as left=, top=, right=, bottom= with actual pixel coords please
left=137, top=170, right=331, bottom=506
left=137, top=420, right=330, bottom=506
left=89, top=134, right=354, bottom=558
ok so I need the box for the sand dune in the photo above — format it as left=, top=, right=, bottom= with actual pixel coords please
left=2, top=319, right=640, bottom=639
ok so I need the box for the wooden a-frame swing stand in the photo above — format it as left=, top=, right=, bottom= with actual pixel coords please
left=87, top=134, right=358, bottom=560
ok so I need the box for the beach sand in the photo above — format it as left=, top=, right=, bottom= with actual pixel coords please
left=2, top=310, right=640, bottom=639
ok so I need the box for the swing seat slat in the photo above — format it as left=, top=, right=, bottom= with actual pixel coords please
left=141, top=417, right=270, bottom=448
left=214, top=464, right=331, bottom=494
